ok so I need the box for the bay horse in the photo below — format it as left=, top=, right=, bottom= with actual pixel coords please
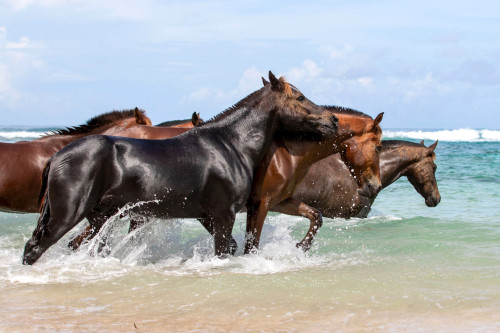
left=289, top=140, right=440, bottom=219
left=22, top=71, right=339, bottom=265
left=240, top=105, right=384, bottom=253
left=156, top=112, right=203, bottom=128
left=0, top=108, right=152, bottom=213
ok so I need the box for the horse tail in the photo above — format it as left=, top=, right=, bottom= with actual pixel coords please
left=38, top=158, right=52, bottom=212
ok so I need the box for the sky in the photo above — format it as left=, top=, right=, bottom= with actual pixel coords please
left=0, top=0, right=499, bottom=129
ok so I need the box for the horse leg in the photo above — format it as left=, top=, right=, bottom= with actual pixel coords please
left=210, top=213, right=236, bottom=257
left=272, top=198, right=323, bottom=251
left=128, top=215, right=149, bottom=233
left=68, top=224, right=93, bottom=250
left=67, top=208, right=118, bottom=251
left=198, top=218, right=238, bottom=255
left=244, top=199, right=270, bottom=254
left=23, top=200, right=86, bottom=265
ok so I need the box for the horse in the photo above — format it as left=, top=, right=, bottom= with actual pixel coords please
left=22, top=71, right=339, bottom=264
left=0, top=108, right=152, bottom=213
left=156, top=112, right=203, bottom=128
left=240, top=105, right=384, bottom=253
left=66, top=113, right=203, bottom=250
left=288, top=140, right=440, bottom=219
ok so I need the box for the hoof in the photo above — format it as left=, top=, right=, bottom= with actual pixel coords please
left=296, top=242, right=311, bottom=252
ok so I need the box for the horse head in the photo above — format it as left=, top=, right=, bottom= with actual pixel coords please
left=407, top=140, right=441, bottom=207
left=338, top=112, right=384, bottom=198
left=262, top=71, right=338, bottom=138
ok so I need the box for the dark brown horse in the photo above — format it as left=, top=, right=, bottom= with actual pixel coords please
left=23, top=72, right=339, bottom=265
left=0, top=108, right=152, bottom=213
left=241, top=106, right=384, bottom=253
left=288, top=140, right=440, bottom=219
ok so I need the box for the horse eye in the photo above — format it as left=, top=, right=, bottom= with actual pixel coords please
left=297, top=96, right=305, bottom=101
left=376, top=146, right=382, bottom=152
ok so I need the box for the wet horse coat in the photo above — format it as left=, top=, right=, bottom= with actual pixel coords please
left=23, top=72, right=338, bottom=264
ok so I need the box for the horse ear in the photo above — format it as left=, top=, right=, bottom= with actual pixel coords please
left=419, top=140, right=425, bottom=145
left=373, top=112, right=384, bottom=127
left=262, top=77, right=270, bottom=86
left=191, top=112, right=199, bottom=126
left=269, top=71, right=284, bottom=92
left=134, top=107, right=148, bottom=125
left=426, top=140, right=438, bottom=154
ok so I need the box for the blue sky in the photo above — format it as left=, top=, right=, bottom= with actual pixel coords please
left=0, top=0, right=499, bottom=128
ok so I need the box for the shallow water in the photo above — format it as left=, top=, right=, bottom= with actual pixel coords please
left=0, top=131, right=499, bottom=332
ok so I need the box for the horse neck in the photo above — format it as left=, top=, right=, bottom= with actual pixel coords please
left=379, top=145, right=424, bottom=188
left=279, top=116, right=370, bottom=169
left=202, top=95, right=278, bottom=169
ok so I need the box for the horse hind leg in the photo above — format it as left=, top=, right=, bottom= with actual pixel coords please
left=23, top=199, right=86, bottom=265
left=272, top=197, right=323, bottom=251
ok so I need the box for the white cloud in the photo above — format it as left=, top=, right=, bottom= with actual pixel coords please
left=6, top=36, right=32, bottom=49
left=0, top=63, right=21, bottom=105
left=286, top=59, right=321, bottom=83
left=183, top=67, right=264, bottom=105
left=0, top=27, right=43, bottom=106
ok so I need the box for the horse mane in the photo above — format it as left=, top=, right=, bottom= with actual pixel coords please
left=382, top=140, right=425, bottom=148
left=45, top=109, right=147, bottom=136
left=199, top=76, right=294, bottom=128
left=156, top=119, right=192, bottom=127
left=322, top=105, right=372, bottom=118
left=198, top=88, right=266, bottom=127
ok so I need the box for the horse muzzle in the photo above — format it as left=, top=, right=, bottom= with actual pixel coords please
left=358, top=181, right=382, bottom=198
left=425, top=194, right=441, bottom=207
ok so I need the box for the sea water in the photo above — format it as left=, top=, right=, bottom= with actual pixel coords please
left=0, top=128, right=499, bottom=332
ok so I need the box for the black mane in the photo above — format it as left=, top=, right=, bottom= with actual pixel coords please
left=198, top=87, right=265, bottom=127
left=322, top=105, right=372, bottom=118
left=46, top=109, right=145, bottom=136
left=156, top=119, right=192, bottom=127
left=382, top=140, right=425, bottom=148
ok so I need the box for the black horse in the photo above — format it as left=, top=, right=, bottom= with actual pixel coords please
left=23, top=71, right=338, bottom=264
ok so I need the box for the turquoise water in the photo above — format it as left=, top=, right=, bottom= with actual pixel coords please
left=0, top=129, right=499, bottom=331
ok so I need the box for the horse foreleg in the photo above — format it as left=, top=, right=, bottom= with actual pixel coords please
left=272, top=198, right=323, bottom=251
left=210, top=213, right=236, bottom=257
left=198, top=218, right=238, bottom=255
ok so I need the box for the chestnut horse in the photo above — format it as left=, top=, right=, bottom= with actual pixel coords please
left=23, top=71, right=339, bottom=264
left=240, top=106, right=383, bottom=253
left=0, top=108, right=152, bottom=213
left=290, top=140, right=440, bottom=219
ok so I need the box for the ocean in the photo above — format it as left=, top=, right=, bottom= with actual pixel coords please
left=0, top=128, right=499, bottom=332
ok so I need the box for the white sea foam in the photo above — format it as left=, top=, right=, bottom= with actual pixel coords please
left=0, top=130, right=47, bottom=141
left=383, top=128, right=500, bottom=142
left=0, top=213, right=379, bottom=285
